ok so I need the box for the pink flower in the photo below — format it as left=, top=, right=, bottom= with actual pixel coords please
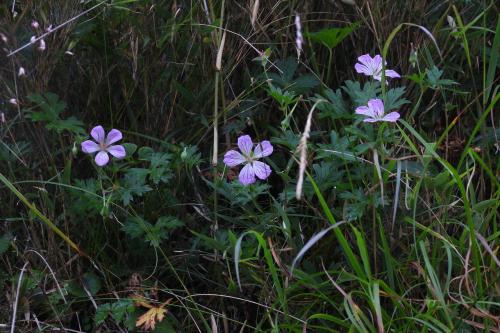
left=223, top=135, right=273, bottom=185
left=31, top=20, right=40, bottom=29
left=355, top=99, right=400, bottom=123
left=355, top=54, right=400, bottom=81
left=81, top=125, right=126, bottom=166
left=30, top=36, right=46, bottom=51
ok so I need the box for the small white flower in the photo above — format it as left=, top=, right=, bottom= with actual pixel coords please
left=18, top=67, right=26, bottom=77
left=38, top=39, right=46, bottom=51
left=9, top=98, right=18, bottom=106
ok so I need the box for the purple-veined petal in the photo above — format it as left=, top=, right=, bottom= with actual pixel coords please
left=237, top=135, right=253, bottom=156
left=239, top=163, right=256, bottom=185
left=223, top=150, right=246, bottom=167
left=355, top=105, right=376, bottom=118
left=357, top=54, right=373, bottom=67
left=367, top=99, right=385, bottom=118
left=355, top=63, right=371, bottom=76
left=385, top=69, right=400, bottom=78
left=381, top=112, right=400, bottom=122
left=81, top=140, right=100, bottom=153
left=252, top=161, right=271, bottom=180
left=107, top=145, right=126, bottom=159
left=105, top=129, right=123, bottom=145
left=372, top=55, right=383, bottom=70
left=363, top=117, right=379, bottom=123
left=95, top=151, right=109, bottom=166
left=90, top=125, right=106, bottom=143
left=253, top=141, right=273, bottom=158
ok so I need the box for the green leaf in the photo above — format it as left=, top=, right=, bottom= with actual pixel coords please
left=342, top=80, right=381, bottom=106
left=83, top=272, right=101, bottom=295
left=0, top=234, right=11, bottom=255
left=306, top=23, right=359, bottom=50
left=384, top=87, right=410, bottom=111
left=26, top=93, right=84, bottom=134
left=426, top=66, right=458, bottom=89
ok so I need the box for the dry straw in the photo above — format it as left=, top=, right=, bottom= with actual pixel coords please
left=295, top=99, right=325, bottom=200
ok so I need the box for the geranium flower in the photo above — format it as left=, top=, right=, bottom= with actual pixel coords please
left=355, top=99, right=400, bottom=123
left=355, top=54, right=400, bottom=81
left=81, top=125, right=126, bottom=166
left=223, top=135, right=273, bottom=185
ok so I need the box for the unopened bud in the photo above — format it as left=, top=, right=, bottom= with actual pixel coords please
left=181, top=147, right=188, bottom=160
left=9, top=98, right=18, bottom=106
left=31, top=20, right=40, bottom=29
left=447, top=16, right=457, bottom=33
left=18, top=67, right=26, bottom=77
left=0, top=33, right=7, bottom=43
left=1, top=112, right=5, bottom=124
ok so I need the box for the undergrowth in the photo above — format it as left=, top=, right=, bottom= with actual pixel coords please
left=0, top=0, right=499, bottom=332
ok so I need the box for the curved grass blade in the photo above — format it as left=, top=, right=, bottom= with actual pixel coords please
left=290, top=221, right=346, bottom=274
left=0, top=172, right=85, bottom=257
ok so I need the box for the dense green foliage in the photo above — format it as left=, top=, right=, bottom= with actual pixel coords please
left=1, top=0, right=499, bottom=332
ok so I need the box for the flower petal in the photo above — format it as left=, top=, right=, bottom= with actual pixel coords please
left=239, top=163, right=256, bottom=185
left=253, top=141, right=273, bottom=158
left=91, top=125, right=106, bottom=143
left=355, top=63, right=371, bottom=76
left=107, top=145, right=126, bottom=159
left=355, top=105, right=376, bottom=118
left=237, top=135, right=253, bottom=156
left=95, top=151, right=109, bottom=166
left=367, top=99, right=385, bottom=118
left=357, top=54, right=373, bottom=66
left=372, top=55, right=383, bottom=70
left=81, top=140, right=100, bottom=153
left=106, top=129, right=123, bottom=145
left=385, top=69, right=400, bottom=78
left=363, top=117, right=379, bottom=123
left=223, top=150, right=246, bottom=167
left=381, top=112, right=400, bottom=122
left=252, top=161, right=271, bottom=180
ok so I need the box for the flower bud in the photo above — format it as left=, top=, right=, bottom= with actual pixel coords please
left=18, top=67, right=26, bottom=77
left=72, top=143, right=78, bottom=156
left=9, top=98, right=18, bottom=105
left=31, top=20, right=40, bottom=29
left=181, top=147, right=188, bottom=160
